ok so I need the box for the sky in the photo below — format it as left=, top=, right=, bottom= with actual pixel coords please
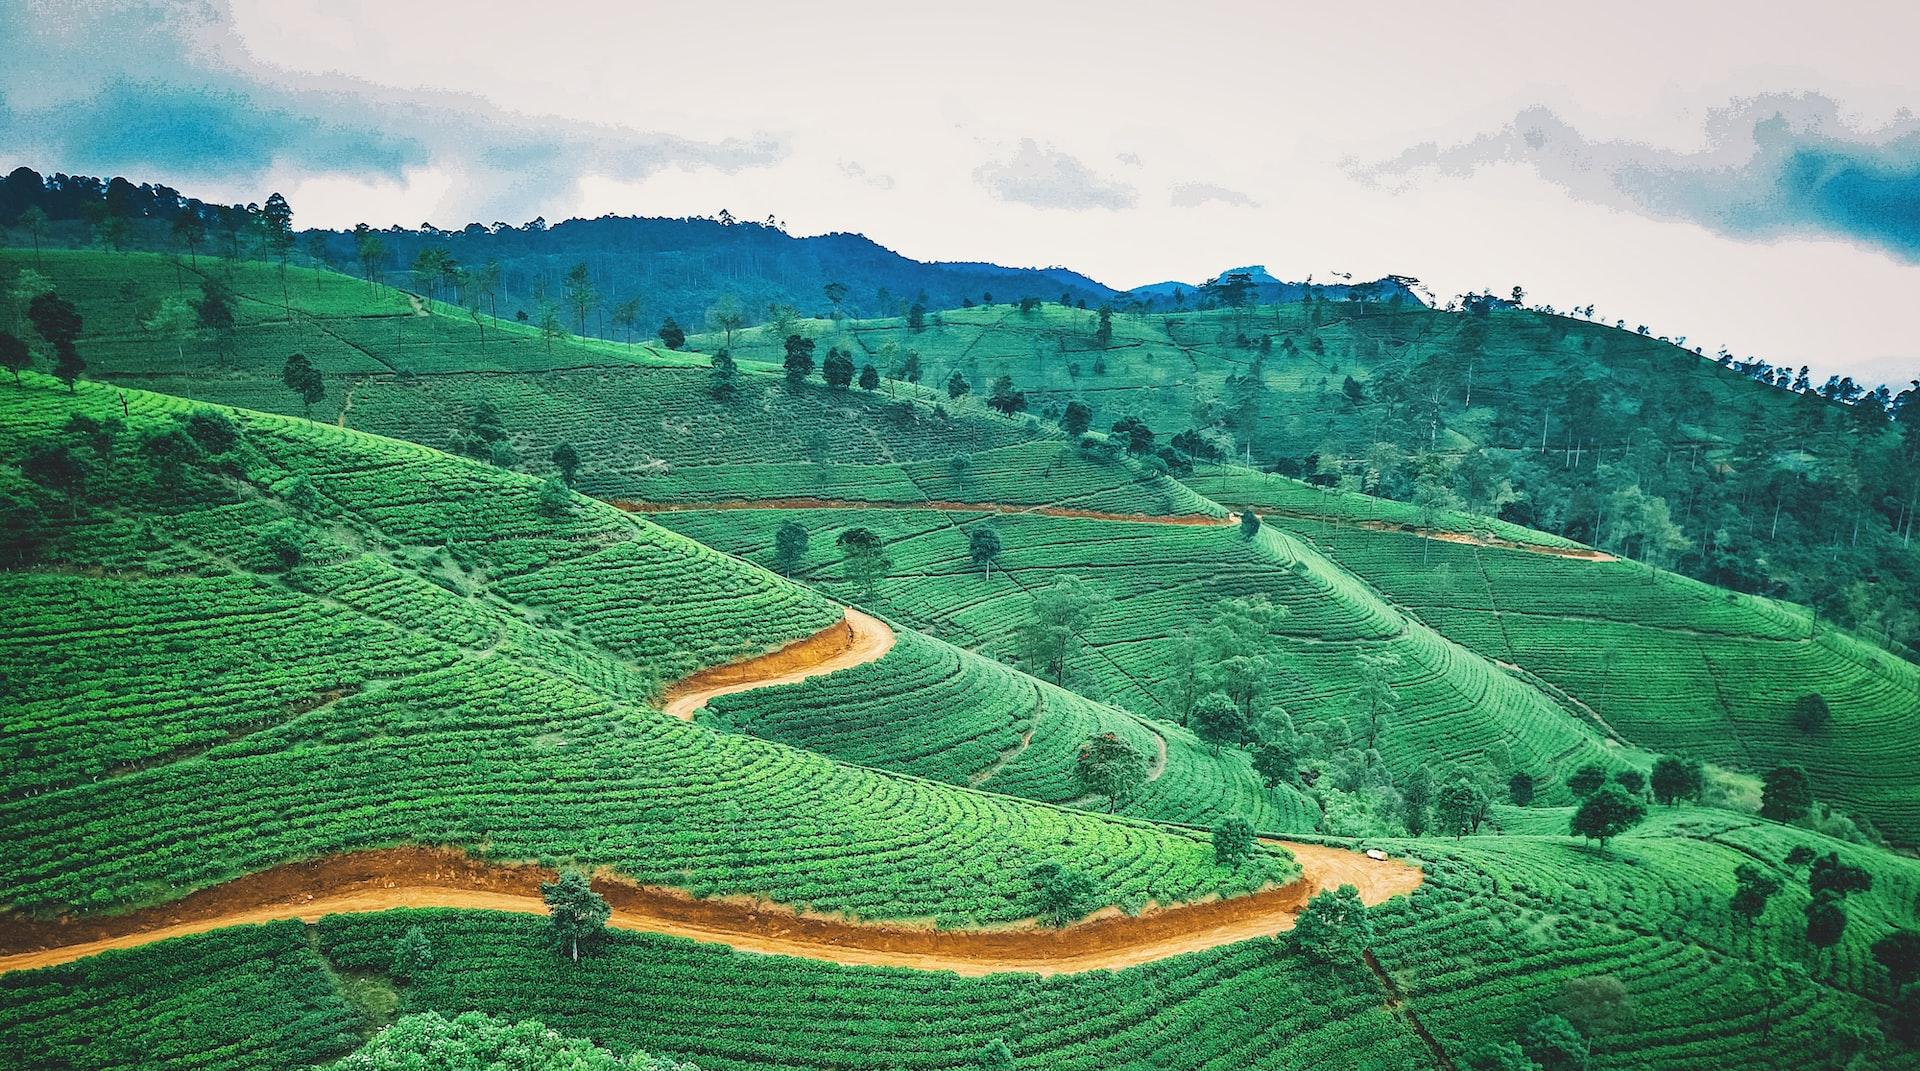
left=3, top=0, right=1918, bottom=386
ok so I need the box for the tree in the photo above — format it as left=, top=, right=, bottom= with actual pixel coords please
left=1614, top=768, right=1646, bottom=796
left=390, top=925, right=433, bottom=983
left=1293, top=884, right=1372, bottom=963
left=539, top=476, right=573, bottom=517
left=1571, top=785, right=1645, bottom=846
left=1521, top=1014, right=1588, bottom=1071
left=1434, top=776, right=1489, bottom=839
left=21, top=444, right=88, bottom=511
left=27, top=292, right=83, bottom=391
left=1029, top=861, right=1096, bottom=927
left=1402, top=765, right=1435, bottom=836
left=1238, top=510, right=1261, bottom=538
left=259, top=520, right=304, bottom=570
left=1730, top=863, right=1782, bottom=924
left=1464, top=1041, right=1542, bottom=1071
left=947, top=371, right=970, bottom=400
left=540, top=870, right=610, bottom=962
left=822, top=347, right=855, bottom=389
left=987, top=375, right=1027, bottom=417
left=1649, top=756, right=1702, bottom=805
left=1190, top=691, right=1248, bottom=754
left=1761, top=765, right=1813, bottom=821
left=773, top=521, right=808, bottom=576
left=1013, top=576, right=1102, bottom=685
left=709, top=350, right=738, bottom=399
left=657, top=317, right=686, bottom=350
left=1567, top=763, right=1607, bottom=797
left=262, top=192, right=294, bottom=314
left=835, top=527, right=891, bottom=597
left=610, top=297, right=643, bottom=346
left=281, top=353, right=325, bottom=417
left=1343, top=375, right=1366, bottom=406
left=355, top=226, right=385, bottom=285
left=1076, top=732, right=1148, bottom=811
left=858, top=364, right=879, bottom=391
left=0, top=331, right=28, bottom=384
left=705, top=294, right=745, bottom=350
left=1110, top=415, right=1154, bottom=455
left=551, top=443, right=580, bottom=486
left=1252, top=740, right=1297, bottom=789
left=1559, top=974, right=1630, bottom=1037
left=1806, top=896, right=1848, bottom=950
left=1808, top=852, right=1873, bottom=900
left=563, top=262, right=598, bottom=334
left=1790, top=693, right=1832, bottom=734
left=822, top=280, right=849, bottom=317
left=18, top=205, right=48, bottom=264
left=1873, top=930, right=1920, bottom=990
left=975, top=1040, right=1016, bottom=1071
left=1508, top=771, right=1536, bottom=806
left=1062, top=400, right=1092, bottom=436
left=1213, top=814, right=1256, bottom=868
left=783, top=334, right=816, bottom=387
left=144, top=297, right=198, bottom=364
left=968, top=526, right=1002, bottom=580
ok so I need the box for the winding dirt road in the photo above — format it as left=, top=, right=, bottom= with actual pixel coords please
left=661, top=608, right=894, bottom=719
left=0, top=843, right=1418, bottom=977
left=0, top=601, right=1420, bottom=977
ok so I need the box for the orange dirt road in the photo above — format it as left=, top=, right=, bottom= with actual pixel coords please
left=0, top=843, right=1419, bottom=977
left=660, top=607, right=895, bottom=719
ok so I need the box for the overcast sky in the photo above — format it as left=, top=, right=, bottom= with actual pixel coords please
left=4, top=0, right=1918, bottom=385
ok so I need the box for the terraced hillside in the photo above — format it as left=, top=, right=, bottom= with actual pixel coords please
left=15, top=250, right=1208, bottom=515
left=657, top=504, right=1626, bottom=805
left=6, top=809, right=1916, bottom=1070
left=1196, top=468, right=1920, bottom=844
left=0, top=375, right=1292, bottom=923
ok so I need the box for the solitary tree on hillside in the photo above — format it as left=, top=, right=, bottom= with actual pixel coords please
left=947, top=371, right=970, bottom=400
left=987, top=375, right=1027, bottom=416
left=1239, top=510, right=1261, bottom=538
left=1649, top=756, right=1703, bottom=804
left=262, top=192, right=295, bottom=315
left=1213, top=814, right=1256, bottom=869
left=657, top=317, right=686, bottom=350
left=540, top=870, right=610, bottom=963
left=1730, top=864, right=1782, bottom=925
left=1872, top=929, right=1920, bottom=990
left=1076, top=731, right=1148, bottom=811
left=563, top=262, right=598, bottom=334
left=19, top=205, right=49, bottom=264
left=1062, top=400, right=1092, bottom=436
left=1571, top=785, right=1646, bottom=847
left=858, top=364, right=879, bottom=391
left=550, top=442, right=580, bottom=486
left=27, top=292, right=83, bottom=391
left=390, top=925, right=433, bottom=983
left=0, top=332, right=29, bottom=384
left=835, top=527, right=891, bottom=597
left=783, top=334, right=816, bottom=388
left=968, top=526, right=1002, bottom=580
left=1508, top=772, right=1536, bottom=806
left=610, top=297, right=643, bottom=346
left=709, top=350, right=738, bottom=399
left=1567, top=764, right=1608, bottom=797
left=280, top=353, right=325, bottom=418
left=1523, top=1014, right=1589, bottom=1071
left=1014, top=575, right=1102, bottom=685
left=823, top=347, right=855, bottom=389
left=1253, top=740, right=1298, bottom=789
left=773, top=521, right=808, bottom=576
left=1190, top=691, right=1248, bottom=754
left=1761, top=765, right=1813, bottom=822
left=1294, top=884, right=1372, bottom=963
left=1790, top=693, right=1832, bottom=734
left=1434, top=775, right=1489, bottom=839
left=1029, top=861, right=1096, bottom=927
left=705, top=294, right=746, bottom=351
left=144, top=296, right=198, bottom=364
left=1806, top=896, right=1848, bottom=951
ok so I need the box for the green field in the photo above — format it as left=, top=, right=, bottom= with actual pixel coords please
left=2, top=245, right=1918, bottom=1070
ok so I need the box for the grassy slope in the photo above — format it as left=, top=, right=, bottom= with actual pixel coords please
left=6, top=810, right=1916, bottom=1071
left=658, top=505, right=1625, bottom=803
left=13, top=249, right=1208, bottom=515
left=1209, top=488, right=1920, bottom=843
left=0, top=376, right=1291, bottom=922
